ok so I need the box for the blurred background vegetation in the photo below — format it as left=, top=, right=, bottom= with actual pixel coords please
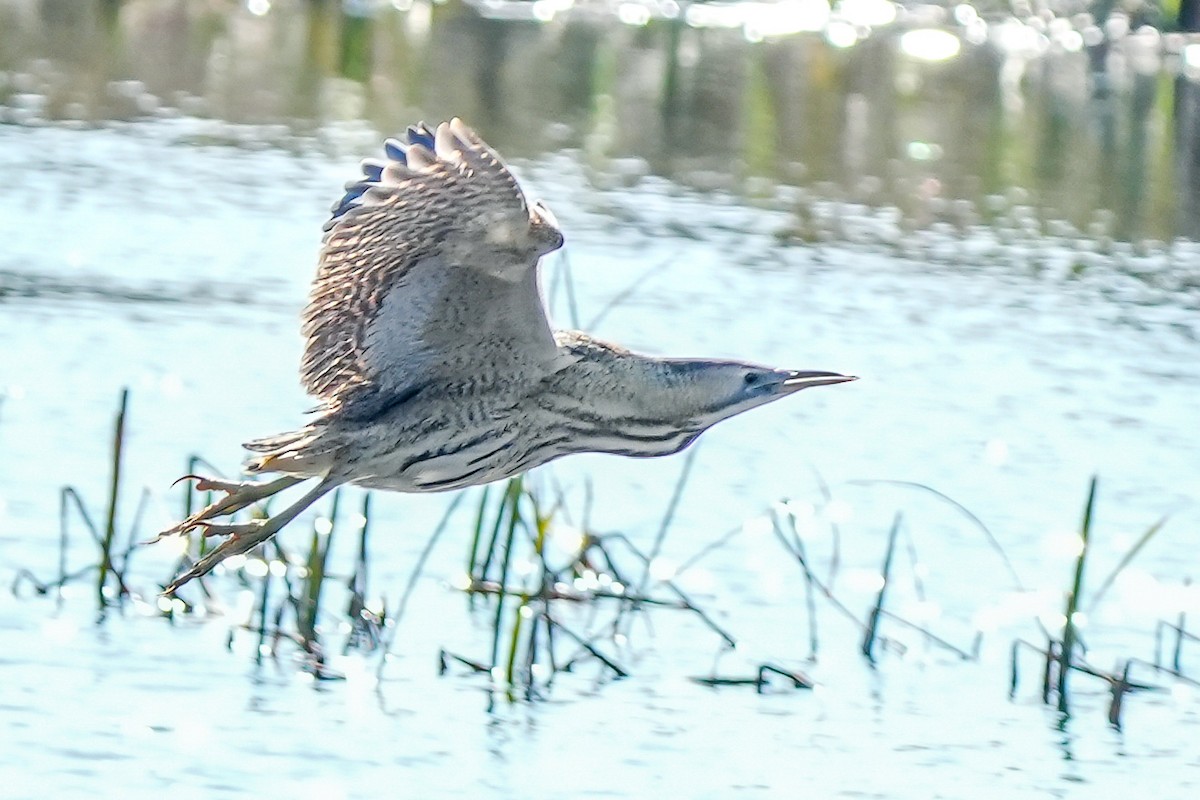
left=3, top=0, right=1199, bottom=244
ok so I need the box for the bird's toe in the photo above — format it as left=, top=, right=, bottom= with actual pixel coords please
left=194, top=520, right=266, bottom=539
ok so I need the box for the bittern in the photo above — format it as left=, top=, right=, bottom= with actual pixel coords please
left=160, top=119, right=854, bottom=594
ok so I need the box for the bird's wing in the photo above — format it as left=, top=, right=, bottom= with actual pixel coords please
left=300, top=119, right=564, bottom=413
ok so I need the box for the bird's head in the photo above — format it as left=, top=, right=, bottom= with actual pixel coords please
left=663, top=359, right=856, bottom=428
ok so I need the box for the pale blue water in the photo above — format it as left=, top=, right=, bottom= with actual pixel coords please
left=2, top=1, right=1200, bottom=797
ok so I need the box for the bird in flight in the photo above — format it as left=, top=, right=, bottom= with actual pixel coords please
left=160, top=118, right=854, bottom=594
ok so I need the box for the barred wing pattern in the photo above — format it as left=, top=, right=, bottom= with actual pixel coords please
left=301, top=119, right=564, bottom=416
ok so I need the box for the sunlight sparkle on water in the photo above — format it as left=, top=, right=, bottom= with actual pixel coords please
left=297, top=778, right=348, bottom=800
left=984, top=438, right=1009, bottom=466
left=742, top=515, right=773, bottom=539
left=246, top=0, right=270, bottom=17
left=159, top=372, right=184, bottom=398
left=244, top=558, right=269, bottom=578
left=743, top=0, right=830, bottom=42
left=578, top=568, right=601, bottom=591
left=906, top=141, right=943, bottom=161
left=548, top=524, right=586, bottom=558
left=680, top=567, right=716, bottom=593
left=844, top=568, right=885, bottom=593
left=648, top=557, right=676, bottom=581
left=1042, top=530, right=1085, bottom=559
left=899, top=29, right=962, bottom=62
left=1038, top=611, right=1068, bottom=631
left=159, top=532, right=189, bottom=556
left=41, top=617, right=78, bottom=645
left=780, top=499, right=816, bottom=521
left=1186, top=43, right=1200, bottom=70
left=234, top=589, right=255, bottom=619
left=617, top=2, right=651, bottom=26
left=826, top=498, right=854, bottom=524
left=825, top=20, right=858, bottom=49
left=836, top=0, right=896, bottom=28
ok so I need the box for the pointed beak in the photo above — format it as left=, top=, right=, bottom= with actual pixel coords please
left=779, top=370, right=858, bottom=392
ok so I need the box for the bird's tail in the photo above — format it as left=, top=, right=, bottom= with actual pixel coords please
left=242, top=426, right=334, bottom=476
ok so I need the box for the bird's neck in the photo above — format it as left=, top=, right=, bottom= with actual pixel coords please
left=535, top=336, right=708, bottom=457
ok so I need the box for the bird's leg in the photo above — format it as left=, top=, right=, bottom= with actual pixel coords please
left=155, top=474, right=304, bottom=540
left=163, top=475, right=342, bottom=595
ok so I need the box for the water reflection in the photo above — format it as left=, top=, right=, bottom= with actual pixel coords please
left=1, top=0, right=1199, bottom=245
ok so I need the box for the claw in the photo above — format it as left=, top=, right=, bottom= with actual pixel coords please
left=160, top=473, right=340, bottom=596
left=170, top=473, right=205, bottom=489
left=152, top=474, right=305, bottom=543
left=163, top=520, right=280, bottom=595
left=163, top=526, right=275, bottom=596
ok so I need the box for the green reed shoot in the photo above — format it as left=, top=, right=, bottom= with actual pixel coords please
left=489, top=475, right=525, bottom=678
left=1057, top=476, right=1097, bottom=712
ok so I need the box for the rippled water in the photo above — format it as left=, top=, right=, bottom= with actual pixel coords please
left=2, top=1, right=1200, bottom=797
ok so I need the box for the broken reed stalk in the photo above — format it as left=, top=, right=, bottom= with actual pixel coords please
left=11, top=483, right=137, bottom=604
left=1173, top=610, right=1189, bottom=672
left=771, top=508, right=819, bottom=658
left=97, top=388, right=128, bottom=616
left=862, top=512, right=902, bottom=664
left=875, top=609, right=976, bottom=660
left=598, top=532, right=736, bottom=648
left=1155, top=616, right=1199, bottom=673
left=545, top=612, right=628, bottom=678
left=1057, top=476, right=1097, bottom=713
left=769, top=519, right=867, bottom=635
left=847, top=479, right=1027, bottom=595
left=694, top=663, right=814, bottom=693
left=57, top=484, right=93, bottom=609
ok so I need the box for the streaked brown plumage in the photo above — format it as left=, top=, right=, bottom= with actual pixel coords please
left=159, top=118, right=854, bottom=595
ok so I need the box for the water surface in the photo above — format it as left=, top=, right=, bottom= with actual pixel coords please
left=2, top=1, right=1199, bottom=797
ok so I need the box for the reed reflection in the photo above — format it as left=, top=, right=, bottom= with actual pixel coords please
left=0, top=0, right=1195, bottom=244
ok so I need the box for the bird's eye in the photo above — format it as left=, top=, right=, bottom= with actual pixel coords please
left=743, top=373, right=760, bottom=387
